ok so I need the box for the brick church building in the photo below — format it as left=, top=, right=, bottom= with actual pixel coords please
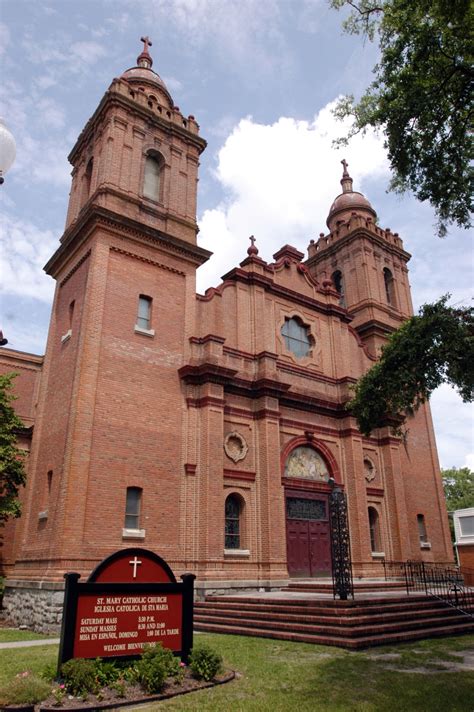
left=0, top=41, right=453, bottom=628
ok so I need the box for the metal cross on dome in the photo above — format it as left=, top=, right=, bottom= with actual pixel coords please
left=140, top=36, right=153, bottom=52
left=129, top=555, right=142, bottom=578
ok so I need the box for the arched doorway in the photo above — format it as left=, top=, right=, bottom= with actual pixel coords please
left=283, top=444, right=333, bottom=577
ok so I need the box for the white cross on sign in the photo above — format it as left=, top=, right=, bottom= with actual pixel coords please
left=129, top=556, right=142, bottom=578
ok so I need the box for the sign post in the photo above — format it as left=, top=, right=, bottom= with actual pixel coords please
left=57, top=548, right=195, bottom=673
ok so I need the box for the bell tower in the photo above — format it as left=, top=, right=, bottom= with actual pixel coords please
left=64, top=36, right=205, bottom=245
left=306, top=161, right=413, bottom=356
left=15, top=39, right=211, bottom=583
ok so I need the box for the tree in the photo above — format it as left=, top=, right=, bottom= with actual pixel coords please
left=330, top=0, right=473, bottom=236
left=442, top=467, right=474, bottom=512
left=0, top=373, right=27, bottom=523
left=348, top=296, right=474, bottom=436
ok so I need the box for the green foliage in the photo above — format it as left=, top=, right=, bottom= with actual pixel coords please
left=347, top=296, right=474, bottom=435
left=40, top=662, right=58, bottom=683
left=189, top=644, right=223, bottom=681
left=135, top=643, right=179, bottom=693
left=331, top=0, right=473, bottom=236
left=0, top=671, right=51, bottom=705
left=442, top=467, right=474, bottom=511
left=60, top=658, right=98, bottom=696
left=94, top=658, right=120, bottom=687
left=0, top=372, right=27, bottom=523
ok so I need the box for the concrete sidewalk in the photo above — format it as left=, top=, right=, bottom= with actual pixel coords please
left=0, top=638, right=59, bottom=649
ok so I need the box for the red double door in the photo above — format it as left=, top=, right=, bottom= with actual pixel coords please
left=286, top=492, right=332, bottom=577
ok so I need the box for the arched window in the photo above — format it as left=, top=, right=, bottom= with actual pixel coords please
left=417, top=514, right=428, bottom=543
left=125, top=487, right=142, bottom=530
left=81, top=158, right=93, bottom=207
left=368, top=507, right=382, bottom=552
left=383, top=268, right=396, bottom=306
left=225, top=494, right=243, bottom=549
left=331, top=270, right=345, bottom=307
left=281, top=317, right=312, bottom=358
left=143, top=152, right=162, bottom=201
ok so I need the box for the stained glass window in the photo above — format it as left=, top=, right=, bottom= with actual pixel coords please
left=281, top=317, right=312, bottom=358
left=225, top=494, right=242, bottom=549
left=286, top=498, right=326, bottom=521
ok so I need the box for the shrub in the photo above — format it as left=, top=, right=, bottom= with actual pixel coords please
left=41, top=662, right=58, bottom=682
left=94, top=659, right=120, bottom=687
left=60, top=658, right=98, bottom=696
left=135, top=643, right=178, bottom=693
left=0, top=671, right=51, bottom=705
left=189, top=644, right=223, bottom=681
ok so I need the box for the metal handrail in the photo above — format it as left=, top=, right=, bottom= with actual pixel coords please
left=400, top=560, right=473, bottom=618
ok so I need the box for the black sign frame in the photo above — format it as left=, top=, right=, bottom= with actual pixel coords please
left=58, top=566, right=195, bottom=673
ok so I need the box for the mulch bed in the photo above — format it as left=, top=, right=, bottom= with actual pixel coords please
left=34, top=669, right=235, bottom=711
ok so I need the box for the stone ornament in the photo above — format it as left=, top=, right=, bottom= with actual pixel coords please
left=284, top=446, right=329, bottom=481
left=224, top=431, right=249, bottom=463
left=364, top=458, right=376, bottom=482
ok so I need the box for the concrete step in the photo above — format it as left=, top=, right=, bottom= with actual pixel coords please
left=194, top=619, right=474, bottom=650
left=194, top=611, right=470, bottom=639
left=195, top=602, right=462, bottom=628
left=287, top=580, right=407, bottom=593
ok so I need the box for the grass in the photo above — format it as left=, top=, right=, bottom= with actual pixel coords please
left=0, top=634, right=473, bottom=711
left=0, top=628, right=54, bottom=643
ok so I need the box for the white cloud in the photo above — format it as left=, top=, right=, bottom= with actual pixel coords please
left=70, top=41, right=107, bottom=66
left=430, top=385, right=474, bottom=470
left=0, top=22, right=10, bottom=56
left=136, top=0, right=287, bottom=73
left=196, top=99, right=389, bottom=291
left=465, top=454, right=474, bottom=471
left=0, top=213, right=58, bottom=302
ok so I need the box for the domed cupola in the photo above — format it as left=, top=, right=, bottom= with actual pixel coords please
left=326, top=159, right=377, bottom=231
left=121, top=36, right=174, bottom=108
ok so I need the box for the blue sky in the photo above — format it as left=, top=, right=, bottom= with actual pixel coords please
left=0, top=0, right=472, bottom=469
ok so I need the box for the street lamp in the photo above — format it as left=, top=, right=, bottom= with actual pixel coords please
left=328, top=476, right=354, bottom=600
left=0, top=118, right=16, bottom=185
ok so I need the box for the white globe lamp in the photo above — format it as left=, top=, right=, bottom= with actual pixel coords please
left=0, top=118, right=16, bottom=185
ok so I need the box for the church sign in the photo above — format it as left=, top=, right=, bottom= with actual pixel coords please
left=58, top=548, right=195, bottom=669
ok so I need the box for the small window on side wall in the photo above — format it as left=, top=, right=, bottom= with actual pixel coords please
left=225, top=494, right=243, bottom=549
left=368, top=506, right=382, bottom=553
left=417, top=514, right=428, bottom=544
left=135, top=295, right=154, bottom=336
left=125, top=487, right=142, bottom=530
left=143, top=152, right=162, bottom=201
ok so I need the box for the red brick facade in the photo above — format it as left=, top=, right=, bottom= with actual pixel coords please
left=1, top=47, right=453, bottom=596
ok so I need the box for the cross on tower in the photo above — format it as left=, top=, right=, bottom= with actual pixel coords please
left=129, top=556, right=142, bottom=579
left=140, top=36, right=153, bottom=53
left=249, top=235, right=256, bottom=247
left=341, top=158, right=349, bottom=176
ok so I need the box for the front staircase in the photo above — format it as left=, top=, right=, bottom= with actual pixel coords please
left=194, top=584, right=474, bottom=649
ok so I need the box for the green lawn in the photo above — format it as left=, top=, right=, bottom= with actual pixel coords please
left=0, top=628, right=54, bottom=643
left=1, top=633, right=473, bottom=711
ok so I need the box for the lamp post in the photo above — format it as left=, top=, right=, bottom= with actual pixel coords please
left=328, top=476, right=354, bottom=600
left=0, top=118, right=16, bottom=185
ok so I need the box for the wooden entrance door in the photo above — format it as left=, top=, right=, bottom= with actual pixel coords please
left=286, top=494, right=331, bottom=577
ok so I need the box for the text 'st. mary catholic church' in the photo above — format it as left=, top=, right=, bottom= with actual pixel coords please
left=0, top=41, right=452, bottom=625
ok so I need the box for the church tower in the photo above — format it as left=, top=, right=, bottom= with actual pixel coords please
left=306, top=161, right=413, bottom=356
left=14, top=39, right=210, bottom=584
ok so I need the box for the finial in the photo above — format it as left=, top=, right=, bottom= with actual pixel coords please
left=137, top=36, right=153, bottom=68
left=247, top=235, right=259, bottom=256
left=340, top=158, right=353, bottom=194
